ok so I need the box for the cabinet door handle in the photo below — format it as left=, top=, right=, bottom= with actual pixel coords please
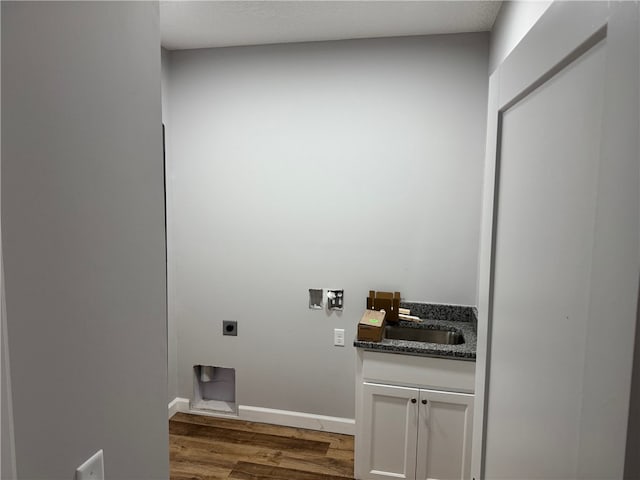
left=422, top=399, right=428, bottom=405
left=411, top=398, right=417, bottom=404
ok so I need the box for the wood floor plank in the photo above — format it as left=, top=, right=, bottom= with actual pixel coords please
left=171, top=413, right=354, bottom=451
left=170, top=470, right=228, bottom=480
left=171, top=475, right=213, bottom=480
left=325, top=448, right=354, bottom=462
left=169, top=413, right=355, bottom=479
left=171, top=459, right=232, bottom=480
left=171, top=432, right=353, bottom=477
left=170, top=437, right=279, bottom=470
left=170, top=470, right=229, bottom=480
left=170, top=419, right=331, bottom=455
left=275, top=452, right=354, bottom=478
left=171, top=433, right=276, bottom=461
left=228, top=461, right=352, bottom=480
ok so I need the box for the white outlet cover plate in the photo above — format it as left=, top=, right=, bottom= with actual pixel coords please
left=76, top=449, right=104, bottom=480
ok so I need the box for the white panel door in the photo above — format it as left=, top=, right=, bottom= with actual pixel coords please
left=416, top=390, right=473, bottom=480
left=479, top=2, right=639, bottom=479
left=487, top=29, right=606, bottom=480
left=361, top=382, right=419, bottom=479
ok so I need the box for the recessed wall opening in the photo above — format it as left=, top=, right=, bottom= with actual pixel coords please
left=192, top=365, right=236, bottom=414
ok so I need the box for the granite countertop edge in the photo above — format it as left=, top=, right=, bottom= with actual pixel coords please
left=353, top=303, right=477, bottom=361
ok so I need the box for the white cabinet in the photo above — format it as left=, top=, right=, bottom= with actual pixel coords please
left=415, top=388, right=474, bottom=480
left=355, top=350, right=475, bottom=480
left=361, top=383, right=419, bottom=479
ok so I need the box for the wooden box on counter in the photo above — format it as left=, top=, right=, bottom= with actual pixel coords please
left=366, top=290, right=401, bottom=323
left=357, top=309, right=386, bottom=342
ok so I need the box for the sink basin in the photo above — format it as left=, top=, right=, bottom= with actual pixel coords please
left=384, top=325, right=464, bottom=345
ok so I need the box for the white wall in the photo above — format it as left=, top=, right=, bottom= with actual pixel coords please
left=489, top=0, right=552, bottom=73
left=2, top=2, right=168, bottom=478
left=0, top=4, right=15, bottom=477
left=165, top=33, right=489, bottom=419
left=625, top=287, right=640, bottom=479
left=1, top=267, right=16, bottom=480
left=625, top=13, right=640, bottom=475
left=162, top=47, right=178, bottom=404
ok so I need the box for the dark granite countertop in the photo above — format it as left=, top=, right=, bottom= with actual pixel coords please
left=353, top=302, right=477, bottom=361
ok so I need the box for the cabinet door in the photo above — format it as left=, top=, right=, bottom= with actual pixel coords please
left=359, top=382, right=419, bottom=479
left=416, top=389, right=474, bottom=480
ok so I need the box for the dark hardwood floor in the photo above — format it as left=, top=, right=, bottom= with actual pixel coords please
left=169, top=412, right=355, bottom=480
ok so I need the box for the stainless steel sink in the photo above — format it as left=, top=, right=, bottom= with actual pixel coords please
left=384, top=325, right=464, bottom=344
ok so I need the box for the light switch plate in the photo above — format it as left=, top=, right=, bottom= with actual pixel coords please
left=334, top=328, right=345, bottom=346
left=76, top=449, right=104, bottom=480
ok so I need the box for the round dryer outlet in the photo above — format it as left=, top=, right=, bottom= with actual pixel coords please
left=222, top=320, right=237, bottom=336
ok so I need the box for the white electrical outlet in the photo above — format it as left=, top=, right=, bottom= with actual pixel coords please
left=76, top=450, right=104, bottom=480
left=334, top=328, right=345, bottom=346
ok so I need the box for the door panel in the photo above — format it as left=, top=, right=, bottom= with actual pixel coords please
left=362, top=382, right=419, bottom=479
left=486, top=36, right=606, bottom=479
left=480, top=2, right=639, bottom=479
left=417, top=390, right=473, bottom=480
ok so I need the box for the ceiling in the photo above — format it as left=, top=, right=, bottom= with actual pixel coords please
left=160, top=1, right=502, bottom=51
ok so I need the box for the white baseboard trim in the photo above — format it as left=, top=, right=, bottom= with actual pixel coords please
left=168, top=397, right=189, bottom=419
left=167, top=397, right=355, bottom=435
left=238, top=405, right=355, bottom=435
